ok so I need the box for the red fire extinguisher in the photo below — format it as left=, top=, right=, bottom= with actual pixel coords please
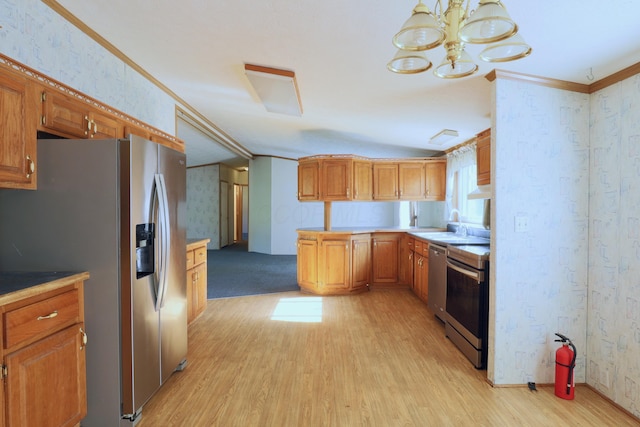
left=554, top=333, right=576, bottom=400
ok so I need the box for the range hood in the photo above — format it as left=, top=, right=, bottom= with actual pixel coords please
left=468, top=184, right=491, bottom=200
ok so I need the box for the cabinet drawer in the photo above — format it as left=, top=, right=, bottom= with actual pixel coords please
left=194, top=246, right=207, bottom=265
left=414, top=240, right=423, bottom=252
left=186, top=250, right=195, bottom=270
left=4, top=290, right=80, bottom=349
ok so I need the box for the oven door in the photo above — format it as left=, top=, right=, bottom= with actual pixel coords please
left=445, top=257, right=486, bottom=342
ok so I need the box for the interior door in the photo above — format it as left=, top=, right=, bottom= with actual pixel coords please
left=220, top=180, right=229, bottom=247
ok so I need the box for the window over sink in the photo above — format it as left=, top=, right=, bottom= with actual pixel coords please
left=446, top=143, right=484, bottom=225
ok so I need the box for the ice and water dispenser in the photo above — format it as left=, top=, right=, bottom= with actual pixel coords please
left=136, top=223, right=155, bottom=278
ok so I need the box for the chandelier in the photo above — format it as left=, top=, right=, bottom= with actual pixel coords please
left=388, top=0, right=531, bottom=78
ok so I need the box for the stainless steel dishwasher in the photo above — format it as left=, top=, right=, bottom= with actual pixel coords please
left=428, top=243, right=447, bottom=322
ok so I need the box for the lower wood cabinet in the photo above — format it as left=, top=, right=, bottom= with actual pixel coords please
left=0, top=273, right=89, bottom=427
left=412, top=238, right=430, bottom=303
left=371, top=233, right=403, bottom=287
left=186, top=239, right=210, bottom=324
left=296, top=231, right=436, bottom=295
left=297, top=231, right=371, bottom=295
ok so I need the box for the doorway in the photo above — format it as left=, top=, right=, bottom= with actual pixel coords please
left=234, top=184, right=248, bottom=242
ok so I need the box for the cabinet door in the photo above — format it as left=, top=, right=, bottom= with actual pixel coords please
left=322, top=159, right=352, bottom=200
left=413, top=252, right=423, bottom=296
left=399, top=235, right=414, bottom=286
left=420, top=246, right=429, bottom=302
left=398, top=162, right=425, bottom=200
left=41, top=90, right=90, bottom=138
left=0, top=74, right=37, bottom=189
left=297, top=239, right=318, bottom=287
left=351, top=235, right=371, bottom=290
left=88, top=109, right=123, bottom=139
left=298, top=160, right=320, bottom=201
left=5, top=324, right=87, bottom=427
left=319, top=239, right=350, bottom=292
left=425, top=161, right=446, bottom=201
left=373, top=163, right=398, bottom=200
left=352, top=160, right=372, bottom=200
left=193, top=262, right=208, bottom=319
left=476, top=128, right=491, bottom=185
left=371, top=234, right=400, bottom=284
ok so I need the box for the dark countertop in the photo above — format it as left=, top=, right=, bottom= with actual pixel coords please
left=0, top=271, right=90, bottom=304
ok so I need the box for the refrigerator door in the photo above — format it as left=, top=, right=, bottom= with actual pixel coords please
left=121, top=136, right=162, bottom=417
left=157, top=143, right=188, bottom=383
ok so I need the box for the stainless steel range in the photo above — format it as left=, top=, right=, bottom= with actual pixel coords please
left=445, top=244, right=490, bottom=369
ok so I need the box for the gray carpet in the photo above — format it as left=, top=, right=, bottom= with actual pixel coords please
left=206, top=242, right=299, bottom=299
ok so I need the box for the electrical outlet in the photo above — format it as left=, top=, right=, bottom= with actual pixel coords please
left=514, top=215, right=529, bottom=232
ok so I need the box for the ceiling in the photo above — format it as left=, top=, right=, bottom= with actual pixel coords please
left=54, top=0, right=640, bottom=168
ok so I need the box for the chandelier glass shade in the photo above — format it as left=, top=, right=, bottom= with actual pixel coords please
left=387, top=0, right=531, bottom=78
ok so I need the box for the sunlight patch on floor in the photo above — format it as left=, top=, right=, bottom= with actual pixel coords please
left=271, top=297, right=323, bottom=323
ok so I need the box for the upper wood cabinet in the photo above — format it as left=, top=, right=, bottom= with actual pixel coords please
left=372, top=162, right=399, bottom=200
left=476, top=128, right=491, bottom=186
left=398, top=162, right=426, bottom=200
left=298, top=155, right=446, bottom=202
left=0, top=73, right=37, bottom=190
left=352, top=160, right=372, bottom=200
left=322, top=158, right=352, bottom=201
left=425, top=161, right=446, bottom=201
left=40, top=90, right=123, bottom=139
left=298, top=159, right=320, bottom=200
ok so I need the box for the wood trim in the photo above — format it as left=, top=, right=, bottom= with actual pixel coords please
left=244, top=64, right=295, bottom=79
left=485, top=69, right=590, bottom=93
left=176, top=106, right=253, bottom=160
left=486, top=60, right=640, bottom=94
left=588, top=62, right=640, bottom=93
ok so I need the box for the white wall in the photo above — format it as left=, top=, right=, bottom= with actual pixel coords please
left=588, top=75, right=640, bottom=417
left=490, top=79, right=590, bottom=386
left=186, top=165, right=220, bottom=249
left=248, top=157, right=273, bottom=254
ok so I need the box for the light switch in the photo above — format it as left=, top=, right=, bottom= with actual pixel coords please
left=514, top=215, right=529, bottom=232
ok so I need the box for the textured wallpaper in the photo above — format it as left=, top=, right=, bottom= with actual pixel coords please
left=187, top=165, right=220, bottom=250
left=589, top=75, right=640, bottom=417
left=490, top=80, right=590, bottom=387
left=491, top=75, right=640, bottom=419
left=0, top=0, right=176, bottom=134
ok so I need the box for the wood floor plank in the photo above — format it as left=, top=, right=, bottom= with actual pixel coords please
left=137, top=290, right=639, bottom=426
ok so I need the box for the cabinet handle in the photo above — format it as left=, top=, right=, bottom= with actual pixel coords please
left=26, top=155, right=35, bottom=179
left=37, top=310, right=58, bottom=320
left=80, top=327, right=88, bottom=350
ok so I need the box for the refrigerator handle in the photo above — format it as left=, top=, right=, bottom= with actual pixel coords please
left=154, top=173, right=171, bottom=311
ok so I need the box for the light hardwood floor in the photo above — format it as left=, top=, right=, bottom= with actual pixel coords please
left=137, top=290, right=639, bottom=426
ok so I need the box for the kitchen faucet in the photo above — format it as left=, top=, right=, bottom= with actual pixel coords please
left=449, top=209, right=467, bottom=237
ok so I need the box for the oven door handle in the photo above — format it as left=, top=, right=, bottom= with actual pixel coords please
left=447, top=259, right=482, bottom=282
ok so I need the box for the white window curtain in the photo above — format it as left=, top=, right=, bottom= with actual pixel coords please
left=445, top=143, right=483, bottom=224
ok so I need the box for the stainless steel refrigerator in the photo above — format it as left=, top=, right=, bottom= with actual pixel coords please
left=0, top=135, right=188, bottom=426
